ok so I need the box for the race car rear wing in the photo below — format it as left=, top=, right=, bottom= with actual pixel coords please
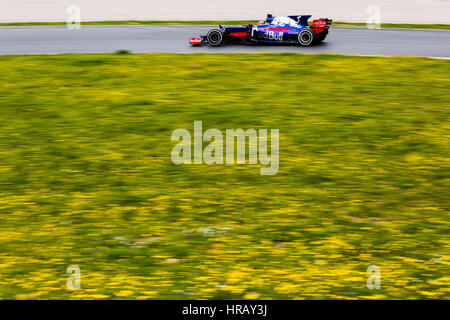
left=310, top=18, right=333, bottom=33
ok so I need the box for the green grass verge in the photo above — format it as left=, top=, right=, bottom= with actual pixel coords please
left=0, top=53, right=449, bottom=300
left=1, top=20, right=449, bottom=29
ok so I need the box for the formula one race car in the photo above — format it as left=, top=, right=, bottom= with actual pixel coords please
left=189, top=14, right=332, bottom=46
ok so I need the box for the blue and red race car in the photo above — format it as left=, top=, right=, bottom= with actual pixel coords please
left=189, top=14, right=332, bottom=46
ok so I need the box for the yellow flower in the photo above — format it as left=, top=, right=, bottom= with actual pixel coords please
left=90, top=294, right=110, bottom=299
left=115, top=290, right=134, bottom=297
left=244, top=293, right=260, bottom=299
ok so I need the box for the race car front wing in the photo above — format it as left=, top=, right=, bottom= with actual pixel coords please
left=189, top=37, right=204, bottom=45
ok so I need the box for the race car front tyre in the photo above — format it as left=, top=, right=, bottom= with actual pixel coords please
left=298, top=29, right=316, bottom=46
left=207, top=29, right=224, bottom=46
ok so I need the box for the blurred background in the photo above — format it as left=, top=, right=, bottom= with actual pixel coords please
left=1, top=0, right=450, bottom=23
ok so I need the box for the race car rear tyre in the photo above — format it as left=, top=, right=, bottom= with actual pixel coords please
left=315, top=30, right=328, bottom=44
left=207, top=29, right=224, bottom=46
left=298, top=29, right=316, bottom=46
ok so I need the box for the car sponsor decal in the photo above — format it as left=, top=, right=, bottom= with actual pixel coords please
left=262, top=30, right=283, bottom=41
left=189, top=38, right=203, bottom=44
left=311, top=20, right=327, bottom=28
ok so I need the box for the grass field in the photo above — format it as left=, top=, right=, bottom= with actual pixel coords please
left=1, top=20, right=449, bottom=30
left=0, top=53, right=449, bottom=299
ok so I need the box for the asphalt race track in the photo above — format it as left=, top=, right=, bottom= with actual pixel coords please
left=1, top=25, right=449, bottom=57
